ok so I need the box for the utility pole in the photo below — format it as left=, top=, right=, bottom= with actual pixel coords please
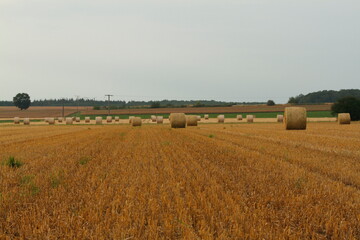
left=105, top=94, right=113, bottom=115
left=75, top=95, right=80, bottom=112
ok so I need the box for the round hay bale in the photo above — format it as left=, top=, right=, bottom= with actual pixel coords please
left=96, top=117, right=102, bottom=125
left=187, top=115, right=198, bottom=126
left=66, top=117, right=73, bottom=125
left=217, top=115, right=225, bottom=123
left=237, top=115, right=243, bottom=120
left=58, top=117, right=63, bottom=123
left=204, top=114, right=209, bottom=120
left=85, top=117, right=91, bottom=123
left=284, top=107, right=307, bottom=130
left=338, top=113, right=351, bottom=124
left=277, top=115, right=284, bottom=123
left=246, top=115, right=254, bottom=123
left=44, top=118, right=49, bottom=123
left=48, top=118, right=55, bottom=125
left=24, top=118, right=30, bottom=125
left=129, top=116, right=135, bottom=123
left=151, top=115, right=157, bottom=122
left=115, top=116, right=120, bottom=122
left=14, top=117, right=20, bottom=124
left=156, top=116, right=164, bottom=124
left=196, top=116, right=201, bottom=121
left=106, top=116, right=112, bottom=123
left=75, top=117, right=80, bottom=123
left=131, top=117, right=142, bottom=126
left=170, top=113, right=186, bottom=128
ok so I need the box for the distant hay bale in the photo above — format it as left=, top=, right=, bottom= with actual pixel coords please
left=115, top=116, right=120, bottom=122
left=338, top=113, right=351, bottom=124
left=75, top=117, right=80, bottom=123
left=246, top=115, right=254, bottom=123
left=187, top=115, right=198, bottom=126
left=196, top=116, right=201, bottom=121
left=58, top=117, right=63, bottom=123
left=217, top=115, right=225, bottom=123
left=151, top=115, right=157, bottom=122
left=14, top=117, right=20, bottom=124
left=170, top=113, right=186, bottom=128
left=96, top=117, right=102, bottom=125
left=44, top=118, right=49, bottom=123
left=156, top=116, right=164, bottom=124
left=66, top=117, right=73, bottom=125
left=106, top=116, right=112, bottom=123
left=237, top=115, right=243, bottom=120
left=129, top=116, right=135, bottom=123
left=48, top=118, right=55, bottom=125
left=277, top=115, right=284, bottom=123
left=284, top=107, right=307, bottom=130
left=85, top=117, right=90, bottom=123
left=204, top=114, right=209, bottom=120
left=131, top=117, right=142, bottom=126
left=24, top=118, right=30, bottom=125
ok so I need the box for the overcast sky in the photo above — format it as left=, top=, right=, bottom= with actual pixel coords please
left=1, top=0, right=359, bottom=103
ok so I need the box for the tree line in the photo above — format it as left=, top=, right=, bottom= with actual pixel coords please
left=288, top=89, right=360, bottom=104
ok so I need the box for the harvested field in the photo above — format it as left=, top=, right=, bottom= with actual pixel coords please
left=0, top=106, right=90, bottom=118
left=81, top=104, right=332, bottom=116
left=0, top=122, right=359, bottom=239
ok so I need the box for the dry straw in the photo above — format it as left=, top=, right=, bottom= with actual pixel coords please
left=85, top=117, right=91, bottom=123
left=48, top=118, right=55, bottom=125
left=246, top=115, right=254, bottom=123
left=14, top=117, right=20, bottom=124
left=204, top=114, right=209, bottom=120
left=338, top=113, right=351, bottom=124
left=96, top=117, right=102, bottom=125
left=277, top=115, right=284, bottom=123
left=284, top=107, right=307, bottom=130
left=24, top=118, right=30, bottom=125
left=187, top=115, right=198, bottom=126
left=218, top=115, right=225, bottom=123
left=66, top=117, right=73, bottom=125
left=131, top=117, right=142, bottom=126
left=237, top=115, right=243, bottom=120
left=170, top=113, right=186, bottom=128
left=106, top=116, right=112, bottom=123
left=156, top=116, right=164, bottom=124
left=115, top=116, right=120, bottom=122
left=151, top=115, right=157, bottom=122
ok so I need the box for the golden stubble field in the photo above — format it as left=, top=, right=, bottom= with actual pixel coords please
left=0, top=122, right=360, bottom=239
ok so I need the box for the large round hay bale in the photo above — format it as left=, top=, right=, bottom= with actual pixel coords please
left=151, top=115, right=157, bottom=122
left=66, top=117, right=73, bottom=125
left=246, top=115, right=254, bottom=123
left=217, top=115, right=225, bottom=123
left=106, top=116, right=112, bottom=123
left=196, top=116, right=201, bottom=121
left=24, top=118, right=30, bottom=125
left=85, top=117, right=91, bottom=123
left=170, top=113, right=186, bottom=128
left=132, top=117, right=142, bottom=126
left=14, top=117, right=20, bottom=124
left=58, top=117, right=63, bottom=123
left=338, top=113, right=351, bottom=124
left=156, top=116, right=163, bottom=124
left=187, top=115, right=198, bottom=126
left=237, top=115, right=243, bottom=120
left=75, top=117, right=80, bottom=123
left=277, top=115, right=284, bottom=123
left=284, top=107, right=307, bottom=130
left=48, top=118, right=55, bottom=125
left=95, top=117, right=102, bottom=125
left=204, top=114, right=209, bottom=120
left=115, top=116, right=120, bottom=122
left=129, top=116, right=135, bottom=123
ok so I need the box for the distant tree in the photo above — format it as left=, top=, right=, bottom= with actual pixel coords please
left=332, top=97, right=360, bottom=121
left=288, top=97, right=300, bottom=104
left=13, top=93, right=31, bottom=110
left=267, top=100, right=275, bottom=106
left=150, top=102, right=161, bottom=108
left=193, top=101, right=205, bottom=107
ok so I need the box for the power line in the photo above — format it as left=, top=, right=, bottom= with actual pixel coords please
left=105, top=94, right=113, bottom=115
